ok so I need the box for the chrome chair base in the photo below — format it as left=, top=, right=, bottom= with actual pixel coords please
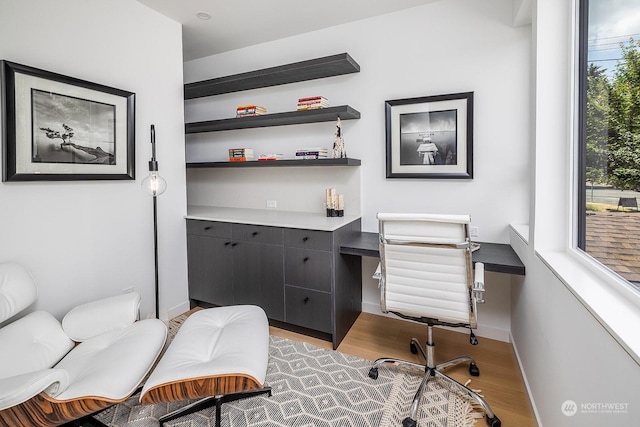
left=368, top=328, right=501, bottom=427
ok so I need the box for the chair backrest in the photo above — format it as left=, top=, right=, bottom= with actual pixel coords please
left=377, top=213, right=476, bottom=328
left=0, top=262, right=38, bottom=323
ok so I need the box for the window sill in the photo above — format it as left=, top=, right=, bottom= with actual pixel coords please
left=536, top=248, right=640, bottom=365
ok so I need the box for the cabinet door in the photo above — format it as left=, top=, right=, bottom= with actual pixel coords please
left=233, top=241, right=284, bottom=321
left=284, top=247, right=332, bottom=292
left=285, top=285, right=332, bottom=333
left=187, top=234, right=234, bottom=306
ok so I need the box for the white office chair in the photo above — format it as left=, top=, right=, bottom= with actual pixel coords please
left=368, top=213, right=500, bottom=427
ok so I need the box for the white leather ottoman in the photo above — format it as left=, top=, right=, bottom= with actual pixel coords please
left=140, top=305, right=270, bottom=426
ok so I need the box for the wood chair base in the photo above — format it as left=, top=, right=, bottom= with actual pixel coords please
left=0, top=392, right=115, bottom=427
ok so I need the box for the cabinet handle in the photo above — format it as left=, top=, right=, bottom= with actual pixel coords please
left=224, top=242, right=231, bottom=246
left=252, top=231, right=259, bottom=236
left=204, top=226, right=211, bottom=230
left=231, top=242, right=238, bottom=247
left=302, top=237, right=309, bottom=242
left=303, top=297, right=309, bottom=304
left=303, top=257, right=309, bottom=263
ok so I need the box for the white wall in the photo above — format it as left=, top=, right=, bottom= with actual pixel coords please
left=183, top=0, right=530, bottom=341
left=0, top=0, right=189, bottom=321
left=509, top=1, right=640, bottom=426
left=511, top=230, right=640, bottom=427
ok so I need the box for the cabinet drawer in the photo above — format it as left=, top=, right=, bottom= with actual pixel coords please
left=284, top=228, right=332, bottom=251
left=232, top=223, right=283, bottom=245
left=186, top=220, right=232, bottom=239
left=285, top=286, right=332, bottom=333
left=284, top=248, right=332, bottom=292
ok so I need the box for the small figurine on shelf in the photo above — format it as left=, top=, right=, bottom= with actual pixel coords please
left=332, top=117, right=346, bottom=158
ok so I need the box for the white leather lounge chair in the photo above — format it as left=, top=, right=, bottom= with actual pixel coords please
left=0, top=262, right=167, bottom=427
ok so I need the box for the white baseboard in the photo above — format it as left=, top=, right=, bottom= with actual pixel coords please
left=361, top=301, right=511, bottom=343
left=163, top=300, right=191, bottom=322
left=510, top=331, right=542, bottom=427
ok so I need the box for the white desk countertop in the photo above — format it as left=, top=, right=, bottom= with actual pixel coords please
left=186, top=205, right=361, bottom=231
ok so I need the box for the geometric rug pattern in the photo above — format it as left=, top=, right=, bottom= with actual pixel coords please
left=94, top=323, right=476, bottom=426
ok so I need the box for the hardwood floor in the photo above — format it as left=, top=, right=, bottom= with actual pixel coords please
left=270, top=312, right=537, bottom=427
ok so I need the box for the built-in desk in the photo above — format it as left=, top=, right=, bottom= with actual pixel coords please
left=339, top=232, right=525, bottom=276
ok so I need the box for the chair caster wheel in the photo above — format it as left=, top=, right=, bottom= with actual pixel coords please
left=469, top=362, right=480, bottom=376
left=368, top=367, right=379, bottom=380
left=402, top=417, right=417, bottom=427
left=486, top=415, right=501, bottom=427
left=410, top=341, right=419, bottom=354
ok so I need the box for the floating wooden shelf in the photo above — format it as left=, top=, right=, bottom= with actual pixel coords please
left=185, top=105, right=360, bottom=134
left=184, top=53, right=360, bottom=99
left=187, top=158, right=361, bottom=168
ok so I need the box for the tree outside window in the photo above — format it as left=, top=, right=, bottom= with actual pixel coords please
left=580, top=0, right=640, bottom=288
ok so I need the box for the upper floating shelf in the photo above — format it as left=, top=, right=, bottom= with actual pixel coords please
left=185, top=105, right=360, bottom=134
left=184, top=53, right=360, bottom=99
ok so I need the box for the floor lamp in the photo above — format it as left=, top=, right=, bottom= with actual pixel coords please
left=141, top=124, right=167, bottom=319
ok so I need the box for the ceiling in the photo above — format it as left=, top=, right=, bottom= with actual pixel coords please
left=136, top=0, right=443, bottom=61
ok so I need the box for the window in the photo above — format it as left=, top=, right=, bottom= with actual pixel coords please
left=578, top=0, right=640, bottom=291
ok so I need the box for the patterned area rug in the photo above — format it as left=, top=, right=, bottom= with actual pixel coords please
left=94, top=316, right=477, bottom=427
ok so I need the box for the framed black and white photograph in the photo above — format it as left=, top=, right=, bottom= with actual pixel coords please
left=1, top=60, right=135, bottom=181
left=385, top=92, right=473, bottom=179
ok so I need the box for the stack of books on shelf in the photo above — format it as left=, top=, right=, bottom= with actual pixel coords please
left=236, top=104, right=266, bottom=117
left=295, top=147, right=329, bottom=159
left=258, top=153, right=285, bottom=161
left=296, top=96, right=329, bottom=111
left=228, top=148, right=254, bottom=162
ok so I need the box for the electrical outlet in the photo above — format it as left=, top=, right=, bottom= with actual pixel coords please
left=122, top=286, right=134, bottom=294
left=266, top=200, right=277, bottom=208
left=469, top=226, right=479, bottom=238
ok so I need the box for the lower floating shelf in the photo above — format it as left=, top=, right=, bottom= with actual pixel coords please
left=187, top=158, right=361, bottom=168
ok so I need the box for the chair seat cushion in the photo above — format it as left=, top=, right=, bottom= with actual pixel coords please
left=51, top=319, right=167, bottom=401
left=140, top=305, right=269, bottom=402
left=0, top=311, right=74, bottom=379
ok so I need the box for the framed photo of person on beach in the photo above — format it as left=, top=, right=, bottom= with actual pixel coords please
left=1, top=61, right=135, bottom=181
left=385, top=92, right=473, bottom=179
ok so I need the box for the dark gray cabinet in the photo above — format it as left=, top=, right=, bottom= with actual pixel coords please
left=186, top=221, right=234, bottom=306
left=232, top=234, right=285, bottom=321
left=186, top=220, right=284, bottom=321
left=186, top=217, right=363, bottom=348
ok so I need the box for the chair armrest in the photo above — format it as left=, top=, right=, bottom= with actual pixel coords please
left=473, top=262, right=485, bottom=304
left=373, top=263, right=382, bottom=280
left=0, top=369, right=69, bottom=411
left=62, top=292, right=141, bottom=342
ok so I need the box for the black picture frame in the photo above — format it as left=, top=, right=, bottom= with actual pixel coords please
left=385, top=92, right=473, bottom=179
left=1, top=60, right=135, bottom=181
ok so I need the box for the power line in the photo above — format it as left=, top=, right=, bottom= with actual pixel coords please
left=588, top=33, right=640, bottom=43
left=589, top=41, right=634, bottom=49
left=589, top=46, right=624, bottom=52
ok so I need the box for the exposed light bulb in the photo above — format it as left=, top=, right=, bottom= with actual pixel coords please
left=141, top=171, right=167, bottom=196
